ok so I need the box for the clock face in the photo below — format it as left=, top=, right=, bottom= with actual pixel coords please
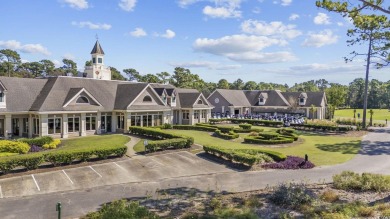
left=214, top=98, right=219, bottom=103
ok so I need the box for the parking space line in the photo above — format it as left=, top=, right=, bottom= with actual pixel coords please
left=113, top=162, right=127, bottom=172
left=149, top=157, right=164, bottom=166
left=176, top=153, right=197, bottom=163
left=31, top=174, right=40, bottom=191
left=0, top=185, right=3, bottom=198
left=89, top=166, right=102, bottom=178
left=62, top=170, right=74, bottom=184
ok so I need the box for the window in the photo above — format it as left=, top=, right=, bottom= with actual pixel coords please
left=0, top=92, right=4, bottom=102
left=76, top=96, right=89, bottom=104
left=300, top=98, right=305, bottom=103
left=48, top=117, right=61, bottom=134
left=162, top=95, right=166, bottom=103
left=201, top=110, right=207, bottom=119
left=68, top=116, right=80, bottom=133
left=153, top=115, right=162, bottom=126
left=92, top=57, right=96, bottom=64
left=182, top=110, right=189, bottom=120
left=117, top=115, right=124, bottom=129
left=98, top=58, right=102, bottom=63
left=143, top=95, right=152, bottom=102
left=194, top=110, right=199, bottom=119
left=172, top=96, right=176, bottom=103
left=86, top=116, right=96, bottom=130
left=197, top=100, right=203, bottom=104
left=23, top=118, right=29, bottom=133
left=260, top=98, right=264, bottom=102
left=33, top=117, right=39, bottom=135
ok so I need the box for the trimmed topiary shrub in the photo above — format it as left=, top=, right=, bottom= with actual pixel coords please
left=18, top=136, right=54, bottom=147
left=239, top=123, right=252, bottom=130
left=214, top=130, right=239, bottom=140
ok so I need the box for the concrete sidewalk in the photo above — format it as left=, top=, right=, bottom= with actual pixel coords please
left=124, top=134, right=141, bottom=157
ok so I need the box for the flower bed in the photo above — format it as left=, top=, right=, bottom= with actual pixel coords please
left=262, top=156, right=315, bottom=169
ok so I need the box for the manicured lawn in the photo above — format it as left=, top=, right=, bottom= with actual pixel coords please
left=335, top=109, right=390, bottom=122
left=163, top=129, right=361, bottom=166
left=59, top=134, right=130, bottom=150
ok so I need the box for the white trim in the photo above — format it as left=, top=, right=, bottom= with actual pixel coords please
left=127, top=84, right=167, bottom=108
left=63, top=88, right=103, bottom=107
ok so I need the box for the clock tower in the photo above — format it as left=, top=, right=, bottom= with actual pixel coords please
left=83, top=40, right=111, bottom=80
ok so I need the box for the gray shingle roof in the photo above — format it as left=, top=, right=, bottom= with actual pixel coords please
left=114, top=83, right=149, bottom=110
left=90, top=40, right=105, bottom=55
left=245, top=90, right=290, bottom=106
left=215, top=89, right=251, bottom=106
left=177, top=93, right=200, bottom=108
left=0, top=77, right=48, bottom=112
left=63, top=88, right=83, bottom=106
left=282, top=92, right=325, bottom=107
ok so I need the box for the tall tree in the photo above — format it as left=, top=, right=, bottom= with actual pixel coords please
left=62, top=59, right=78, bottom=76
left=39, top=59, right=55, bottom=76
left=156, top=72, right=170, bottom=84
left=317, top=1, right=390, bottom=127
left=217, top=79, right=230, bottom=89
left=243, top=81, right=257, bottom=90
left=0, top=49, right=21, bottom=77
left=231, top=78, right=244, bottom=90
left=123, top=68, right=141, bottom=81
left=170, top=67, right=205, bottom=90
left=326, top=83, right=348, bottom=108
left=140, top=74, right=161, bottom=83
left=110, top=67, right=127, bottom=81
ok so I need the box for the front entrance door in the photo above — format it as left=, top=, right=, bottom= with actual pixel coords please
left=106, top=116, right=112, bottom=132
left=101, top=115, right=112, bottom=133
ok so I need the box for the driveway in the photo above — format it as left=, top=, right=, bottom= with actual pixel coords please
left=1, top=127, right=390, bottom=218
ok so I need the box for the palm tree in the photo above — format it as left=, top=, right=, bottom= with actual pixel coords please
left=369, top=109, right=374, bottom=126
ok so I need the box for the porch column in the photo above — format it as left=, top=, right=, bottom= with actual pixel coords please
left=62, top=114, right=68, bottom=138
left=28, top=114, right=33, bottom=138
left=19, top=118, right=23, bottom=137
left=179, top=110, right=183, bottom=125
left=80, top=113, right=86, bottom=136
left=123, top=112, right=130, bottom=133
left=5, top=114, right=11, bottom=139
left=40, top=114, right=48, bottom=137
left=96, top=112, right=101, bottom=134
left=112, top=112, right=117, bottom=133
left=190, top=109, right=194, bottom=125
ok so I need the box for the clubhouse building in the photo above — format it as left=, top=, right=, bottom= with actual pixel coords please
left=0, top=41, right=213, bottom=139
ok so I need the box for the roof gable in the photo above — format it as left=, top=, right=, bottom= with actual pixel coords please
left=63, top=88, right=102, bottom=107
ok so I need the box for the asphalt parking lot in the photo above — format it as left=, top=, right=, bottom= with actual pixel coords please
left=0, top=151, right=234, bottom=199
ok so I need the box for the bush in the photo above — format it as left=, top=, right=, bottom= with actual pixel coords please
left=83, top=200, right=159, bottom=219
left=244, top=136, right=294, bottom=145
left=262, top=156, right=315, bottom=169
left=0, top=153, right=45, bottom=172
left=29, top=145, right=43, bottom=152
left=333, top=171, right=390, bottom=192
left=0, top=140, right=30, bottom=154
left=214, top=130, right=239, bottom=140
left=162, top=123, right=172, bottom=129
left=146, top=138, right=189, bottom=152
left=239, top=123, right=252, bottom=130
left=129, top=126, right=193, bottom=152
left=18, top=136, right=54, bottom=147
left=320, top=190, right=339, bottom=203
left=42, top=139, right=61, bottom=149
left=269, top=183, right=316, bottom=209
left=173, top=125, right=217, bottom=132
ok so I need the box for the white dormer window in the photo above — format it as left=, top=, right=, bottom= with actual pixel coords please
left=162, top=95, right=167, bottom=103
left=76, top=96, right=90, bottom=104
left=172, top=95, right=176, bottom=103
left=258, top=98, right=265, bottom=106
left=300, top=98, right=305, bottom=103
left=0, top=92, right=5, bottom=108
left=197, top=100, right=203, bottom=104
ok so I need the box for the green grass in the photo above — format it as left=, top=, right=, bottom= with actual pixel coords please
left=335, top=109, right=390, bottom=122
left=163, top=129, right=361, bottom=166
left=59, top=134, right=130, bottom=150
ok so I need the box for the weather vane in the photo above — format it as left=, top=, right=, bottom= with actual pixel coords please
left=95, top=34, right=99, bottom=40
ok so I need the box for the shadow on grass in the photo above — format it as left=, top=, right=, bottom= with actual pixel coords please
left=315, top=140, right=361, bottom=154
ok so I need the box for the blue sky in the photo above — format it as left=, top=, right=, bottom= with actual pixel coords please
left=1, top=0, right=388, bottom=85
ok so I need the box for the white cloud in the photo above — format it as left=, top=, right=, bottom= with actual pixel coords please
left=119, top=0, right=136, bottom=11
left=203, top=5, right=241, bottom=18
left=314, top=12, right=331, bottom=25
left=159, top=29, right=176, bottom=39
left=252, top=7, right=261, bottom=14
left=241, top=20, right=302, bottom=39
left=337, top=22, right=344, bottom=26
left=63, top=0, right=88, bottom=9
left=302, top=29, right=338, bottom=47
left=71, top=21, right=111, bottom=30
left=193, top=34, right=296, bottom=64
left=281, top=0, right=292, bottom=6
left=169, top=61, right=242, bottom=70
left=177, top=0, right=202, bottom=8
left=0, top=40, right=51, bottom=56
left=289, top=13, right=299, bottom=21
left=130, top=28, right=147, bottom=37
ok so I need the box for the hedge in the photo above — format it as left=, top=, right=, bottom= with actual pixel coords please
left=203, top=145, right=286, bottom=166
left=214, top=130, right=239, bottom=140
left=129, top=126, right=194, bottom=151
left=239, top=123, right=252, bottom=130
left=258, top=132, right=280, bottom=140
left=244, top=136, right=294, bottom=145
left=290, top=123, right=352, bottom=132
left=0, top=140, right=30, bottom=154
left=233, top=128, right=264, bottom=133
left=0, top=145, right=127, bottom=174
left=172, top=125, right=217, bottom=132
left=276, top=128, right=298, bottom=141
left=18, top=136, right=54, bottom=147
left=146, top=138, right=188, bottom=152
left=209, top=118, right=283, bottom=127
